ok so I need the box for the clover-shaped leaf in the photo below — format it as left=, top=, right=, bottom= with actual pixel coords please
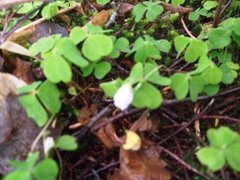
left=42, top=52, right=72, bottom=83
left=170, top=73, right=189, bottom=100
left=82, top=34, right=113, bottom=61
left=133, top=82, right=162, bottom=109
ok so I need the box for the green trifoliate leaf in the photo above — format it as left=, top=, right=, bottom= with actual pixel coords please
left=184, top=39, right=208, bottom=63
left=17, top=82, right=41, bottom=94
left=33, top=159, right=58, bottom=180
left=94, top=61, right=111, bottom=79
left=203, top=84, right=219, bottom=96
left=41, top=3, right=58, bottom=19
left=172, top=0, right=185, bottom=6
left=4, top=171, right=30, bottom=180
left=133, top=3, right=146, bottom=22
left=196, top=147, right=225, bottom=171
left=225, top=143, right=240, bottom=171
left=189, top=76, right=205, bottom=101
left=207, top=127, right=240, bottom=149
left=82, top=34, right=113, bottom=61
left=155, top=39, right=171, bottom=53
left=144, top=63, right=171, bottom=86
left=208, top=28, right=231, bottom=49
left=201, top=65, right=223, bottom=85
left=170, top=73, right=189, bottom=100
left=145, top=5, right=163, bottom=22
left=188, top=11, right=200, bottom=21
left=18, top=94, right=48, bottom=127
left=29, top=36, right=57, bottom=56
left=37, top=80, right=61, bottom=114
left=96, top=0, right=110, bottom=5
left=56, top=38, right=89, bottom=67
left=174, top=35, right=190, bottom=57
left=69, top=27, right=87, bottom=45
left=133, top=82, right=162, bottom=109
left=220, top=64, right=235, bottom=84
left=125, top=63, right=143, bottom=84
left=203, top=1, right=218, bottom=10
left=42, top=52, right=72, bottom=83
left=56, top=135, right=78, bottom=150
left=100, top=78, right=123, bottom=97
left=134, top=42, right=160, bottom=62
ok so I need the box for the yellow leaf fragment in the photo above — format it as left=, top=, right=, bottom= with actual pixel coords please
left=123, top=130, right=141, bottom=151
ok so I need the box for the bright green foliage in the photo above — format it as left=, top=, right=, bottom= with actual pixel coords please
left=41, top=52, right=73, bottom=83
left=184, top=39, right=208, bottom=63
left=170, top=73, right=189, bottom=100
left=174, top=36, right=208, bottom=63
left=144, top=63, right=171, bottom=86
left=29, top=36, right=58, bottom=56
left=172, top=0, right=185, bottom=6
left=55, top=38, right=89, bottom=67
left=174, top=35, right=190, bottom=57
left=69, top=27, right=88, bottom=45
left=201, top=65, right=223, bottom=84
left=81, top=61, right=112, bottom=79
left=96, top=0, right=110, bottom=5
left=133, top=1, right=163, bottom=22
left=32, top=159, right=58, bottom=180
left=196, top=147, right=225, bottom=171
left=208, top=28, right=231, bottom=49
left=196, top=127, right=240, bottom=172
left=82, top=34, right=113, bottom=61
left=94, top=61, right=112, bottom=79
left=100, top=78, right=123, bottom=97
left=110, top=37, right=130, bottom=58
left=56, top=135, right=78, bottom=151
left=17, top=81, right=61, bottom=127
left=41, top=3, right=58, bottom=19
left=132, top=36, right=171, bottom=62
left=4, top=152, right=58, bottom=180
left=132, top=82, right=162, bottom=109
left=203, top=1, right=218, bottom=10
left=189, top=76, right=205, bottom=101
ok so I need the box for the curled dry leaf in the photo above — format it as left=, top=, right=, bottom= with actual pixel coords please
left=90, top=10, right=111, bottom=26
left=108, top=139, right=171, bottom=180
left=0, top=40, right=32, bottom=57
left=95, top=118, right=123, bottom=149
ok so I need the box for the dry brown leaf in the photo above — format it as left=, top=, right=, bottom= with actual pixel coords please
left=95, top=118, right=123, bottom=149
left=118, top=3, right=134, bottom=16
left=108, top=139, right=171, bottom=180
left=69, top=104, right=97, bottom=129
left=4, top=57, right=34, bottom=84
left=0, top=40, right=32, bottom=57
left=90, top=10, right=110, bottom=26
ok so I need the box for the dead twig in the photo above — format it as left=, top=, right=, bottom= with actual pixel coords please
left=158, top=146, right=212, bottom=180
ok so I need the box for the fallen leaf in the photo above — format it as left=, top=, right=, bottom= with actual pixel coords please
left=118, top=3, right=134, bottom=16
left=109, top=139, right=171, bottom=180
left=4, top=57, right=34, bottom=84
left=0, top=40, right=32, bottom=57
left=95, top=118, right=123, bottom=148
left=90, top=10, right=110, bottom=26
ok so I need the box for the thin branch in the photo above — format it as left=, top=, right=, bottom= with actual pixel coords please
left=158, top=99, right=215, bottom=145
left=213, top=0, right=224, bottom=27
left=162, top=86, right=240, bottom=106
left=158, top=146, right=212, bottom=180
left=181, top=17, right=196, bottom=39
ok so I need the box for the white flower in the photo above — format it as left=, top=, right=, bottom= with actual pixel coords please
left=114, top=83, right=133, bottom=111
left=43, top=137, right=54, bottom=155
